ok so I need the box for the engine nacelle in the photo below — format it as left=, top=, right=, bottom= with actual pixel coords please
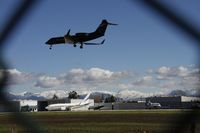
left=61, top=107, right=66, bottom=111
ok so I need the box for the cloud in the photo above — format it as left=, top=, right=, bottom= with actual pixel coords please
left=34, top=75, right=64, bottom=88
left=59, top=68, right=131, bottom=85
left=133, top=76, right=154, bottom=87
left=1, top=69, right=38, bottom=85
left=148, top=65, right=200, bottom=90
left=116, top=90, right=164, bottom=100
left=32, top=68, right=131, bottom=89
left=155, top=65, right=199, bottom=79
left=2, top=65, right=199, bottom=93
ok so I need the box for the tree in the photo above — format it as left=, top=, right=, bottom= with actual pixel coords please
left=68, top=91, right=79, bottom=99
left=52, top=94, right=58, bottom=99
left=105, top=95, right=116, bottom=103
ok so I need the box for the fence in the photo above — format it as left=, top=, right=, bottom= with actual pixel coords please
left=0, top=0, right=199, bottom=132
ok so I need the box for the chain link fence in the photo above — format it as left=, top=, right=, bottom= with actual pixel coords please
left=0, top=0, right=199, bottom=132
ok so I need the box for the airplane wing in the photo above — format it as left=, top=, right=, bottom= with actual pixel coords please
left=84, top=39, right=105, bottom=45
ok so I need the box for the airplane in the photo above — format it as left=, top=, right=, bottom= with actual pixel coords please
left=45, top=93, right=91, bottom=111
left=45, top=19, right=117, bottom=49
left=146, top=101, right=161, bottom=109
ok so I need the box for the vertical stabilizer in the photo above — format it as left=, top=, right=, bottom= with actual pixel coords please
left=95, top=19, right=109, bottom=36
left=83, top=93, right=91, bottom=102
left=95, top=19, right=118, bottom=36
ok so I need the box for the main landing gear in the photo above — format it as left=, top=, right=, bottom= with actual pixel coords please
left=80, top=43, right=83, bottom=49
left=49, top=45, right=52, bottom=50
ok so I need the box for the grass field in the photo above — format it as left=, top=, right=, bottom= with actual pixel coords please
left=0, top=110, right=200, bottom=133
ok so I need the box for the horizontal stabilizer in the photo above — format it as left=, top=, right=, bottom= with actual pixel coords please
left=84, top=39, right=105, bottom=45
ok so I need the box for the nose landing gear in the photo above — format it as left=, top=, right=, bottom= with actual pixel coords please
left=49, top=45, right=52, bottom=49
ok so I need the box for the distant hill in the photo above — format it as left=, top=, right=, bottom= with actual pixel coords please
left=168, top=90, right=187, bottom=96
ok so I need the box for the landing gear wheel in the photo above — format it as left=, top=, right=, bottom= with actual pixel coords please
left=80, top=43, right=83, bottom=49
left=49, top=45, right=52, bottom=50
left=73, top=44, right=77, bottom=47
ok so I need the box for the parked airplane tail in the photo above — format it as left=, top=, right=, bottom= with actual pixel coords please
left=78, top=93, right=91, bottom=105
left=83, top=93, right=91, bottom=101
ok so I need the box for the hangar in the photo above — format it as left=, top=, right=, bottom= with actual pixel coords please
left=38, top=98, right=69, bottom=111
left=146, top=96, right=200, bottom=109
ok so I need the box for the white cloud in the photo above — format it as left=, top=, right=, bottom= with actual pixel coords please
left=2, top=65, right=199, bottom=93
left=84, top=67, right=113, bottom=81
left=34, top=75, right=64, bottom=88
left=59, top=68, right=131, bottom=86
left=152, top=65, right=200, bottom=90
left=133, top=75, right=154, bottom=87
left=178, top=66, right=189, bottom=77
left=155, top=65, right=199, bottom=79
left=1, top=69, right=37, bottom=85
left=116, top=90, right=164, bottom=100
left=157, top=66, right=170, bottom=74
left=26, top=68, right=131, bottom=89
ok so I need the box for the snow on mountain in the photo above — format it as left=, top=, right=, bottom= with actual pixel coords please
left=7, top=91, right=44, bottom=100
left=115, top=90, right=153, bottom=101
left=168, top=89, right=200, bottom=97
left=7, top=90, right=197, bottom=101
left=7, top=90, right=114, bottom=100
left=40, top=90, right=68, bottom=99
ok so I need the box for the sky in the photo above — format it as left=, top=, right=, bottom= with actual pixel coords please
left=1, top=0, right=200, bottom=95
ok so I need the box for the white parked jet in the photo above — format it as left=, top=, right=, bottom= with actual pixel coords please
left=45, top=93, right=91, bottom=111
left=146, top=101, right=161, bottom=109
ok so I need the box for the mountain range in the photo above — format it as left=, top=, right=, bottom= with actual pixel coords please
left=6, top=89, right=199, bottom=101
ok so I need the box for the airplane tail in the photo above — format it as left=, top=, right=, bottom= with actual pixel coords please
left=83, top=93, right=91, bottom=102
left=65, top=29, right=70, bottom=37
left=95, top=19, right=117, bottom=36
left=79, top=93, right=91, bottom=105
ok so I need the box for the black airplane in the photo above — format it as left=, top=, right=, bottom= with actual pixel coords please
left=45, top=19, right=117, bottom=49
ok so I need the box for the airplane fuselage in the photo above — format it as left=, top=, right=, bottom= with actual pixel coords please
left=46, top=31, right=104, bottom=45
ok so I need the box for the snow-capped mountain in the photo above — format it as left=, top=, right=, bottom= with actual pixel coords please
left=6, top=91, right=45, bottom=100
left=7, top=90, right=114, bottom=100
left=6, top=89, right=198, bottom=101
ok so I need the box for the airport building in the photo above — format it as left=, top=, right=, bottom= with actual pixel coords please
left=146, top=96, right=200, bottom=109
left=38, top=98, right=69, bottom=111
left=2, top=96, right=199, bottom=112
left=91, top=102, right=146, bottom=110
left=114, top=102, right=146, bottom=110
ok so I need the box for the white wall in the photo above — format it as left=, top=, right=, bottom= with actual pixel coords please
left=181, top=96, right=200, bottom=102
